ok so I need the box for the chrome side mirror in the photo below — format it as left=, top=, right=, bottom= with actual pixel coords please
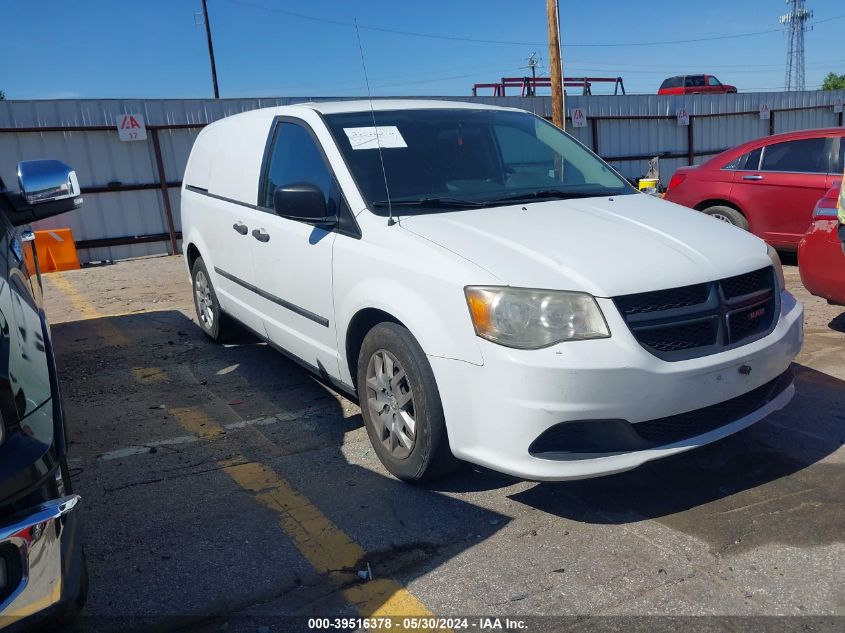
left=17, top=160, right=81, bottom=205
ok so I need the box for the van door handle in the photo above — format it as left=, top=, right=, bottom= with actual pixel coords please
left=742, top=174, right=764, bottom=181
left=232, top=222, right=248, bottom=235
left=252, top=229, right=270, bottom=243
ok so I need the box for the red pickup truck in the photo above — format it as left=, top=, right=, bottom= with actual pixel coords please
left=658, top=74, right=737, bottom=95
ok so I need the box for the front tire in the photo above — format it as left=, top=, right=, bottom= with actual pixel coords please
left=701, top=205, right=749, bottom=230
left=191, top=256, right=236, bottom=342
left=357, top=323, right=459, bottom=482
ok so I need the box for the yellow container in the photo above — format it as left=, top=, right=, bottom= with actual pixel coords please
left=638, top=178, right=660, bottom=191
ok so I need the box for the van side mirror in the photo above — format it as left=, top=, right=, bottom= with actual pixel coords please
left=2, top=160, right=84, bottom=226
left=273, top=183, right=336, bottom=226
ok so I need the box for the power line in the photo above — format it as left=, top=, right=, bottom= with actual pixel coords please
left=564, top=58, right=845, bottom=71
left=223, top=0, right=540, bottom=45
left=222, top=0, right=845, bottom=49
left=369, top=68, right=524, bottom=90
left=566, top=12, right=843, bottom=47
left=565, top=62, right=842, bottom=75
left=246, top=64, right=526, bottom=95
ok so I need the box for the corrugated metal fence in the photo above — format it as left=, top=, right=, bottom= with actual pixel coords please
left=0, top=91, right=842, bottom=263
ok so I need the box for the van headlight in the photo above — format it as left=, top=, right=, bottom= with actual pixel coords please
left=464, top=286, right=610, bottom=349
left=767, top=245, right=786, bottom=291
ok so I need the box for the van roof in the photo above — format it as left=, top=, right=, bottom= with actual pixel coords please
left=195, top=99, right=529, bottom=137
left=295, top=99, right=521, bottom=115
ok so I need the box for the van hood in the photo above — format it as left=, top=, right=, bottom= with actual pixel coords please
left=398, top=193, right=771, bottom=297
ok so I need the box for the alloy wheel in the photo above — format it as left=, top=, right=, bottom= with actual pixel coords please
left=365, top=349, right=417, bottom=459
left=195, top=270, right=215, bottom=329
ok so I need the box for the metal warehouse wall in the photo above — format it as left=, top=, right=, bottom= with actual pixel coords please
left=0, top=91, right=842, bottom=263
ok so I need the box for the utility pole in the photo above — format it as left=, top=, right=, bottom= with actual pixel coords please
left=201, top=0, right=220, bottom=98
left=525, top=51, right=539, bottom=96
left=546, top=0, right=564, bottom=129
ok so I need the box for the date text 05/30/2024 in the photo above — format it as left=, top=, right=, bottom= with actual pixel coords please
left=307, top=617, right=528, bottom=630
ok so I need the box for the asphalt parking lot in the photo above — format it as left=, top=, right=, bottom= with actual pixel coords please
left=42, top=254, right=843, bottom=632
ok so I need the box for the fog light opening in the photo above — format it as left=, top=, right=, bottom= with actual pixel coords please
left=0, top=544, right=23, bottom=604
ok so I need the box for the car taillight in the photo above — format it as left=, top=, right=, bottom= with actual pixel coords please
left=813, top=193, right=839, bottom=219
left=667, top=173, right=687, bottom=191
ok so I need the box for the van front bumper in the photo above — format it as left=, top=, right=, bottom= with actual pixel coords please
left=0, top=495, right=80, bottom=628
left=431, top=290, right=803, bottom=481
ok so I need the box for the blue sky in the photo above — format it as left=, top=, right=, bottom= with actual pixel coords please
left=1, top=0, right=843, bottom=99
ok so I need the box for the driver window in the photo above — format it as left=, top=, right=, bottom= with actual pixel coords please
left=262, top=122, right=336, bottom=212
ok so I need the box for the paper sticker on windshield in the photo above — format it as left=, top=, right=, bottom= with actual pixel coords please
left=343, top=126, right=407, bottom=150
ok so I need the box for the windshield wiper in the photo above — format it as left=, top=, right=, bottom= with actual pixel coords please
left=371, top=197, right=487, bottom=209
left=487, top=189, right=608, bottom=204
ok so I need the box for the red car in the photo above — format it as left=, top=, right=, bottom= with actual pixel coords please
left=664, top=128, right=845, bottom=250
left=798, top=182, right=845, bottom=305
left=658, top=74, right=737, bottom=95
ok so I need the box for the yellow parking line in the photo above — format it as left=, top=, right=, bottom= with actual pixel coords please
left=131, top=367, right=167, bottom=384
left=345, top=580, right=436, bottom=619
left=169, top=406, right=226, bottom=440
left=224, top=460, right=434, bottom=619
left=44, top=273, right=101, bottom=320
left=167, top=403, right=434, bottom=623
left=44, top=273, right=128, bottom=345
left=2, top=578, right=61, bottom=625
left=118, top=341, right=437, bottom=623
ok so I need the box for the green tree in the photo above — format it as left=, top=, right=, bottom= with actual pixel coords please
left=821, top=72, right=845, bottom=90
left=0, top=90, right=5, bottom=100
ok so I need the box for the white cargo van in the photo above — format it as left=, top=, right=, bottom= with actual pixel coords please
left=180, top=100, right=802, bottom=482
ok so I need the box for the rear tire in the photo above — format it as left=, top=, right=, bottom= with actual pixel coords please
left=357, top=322, right=459, bottom=483
left=191, top=256, right=236, bottom=342
left=701, top=205, right=749, bottom=230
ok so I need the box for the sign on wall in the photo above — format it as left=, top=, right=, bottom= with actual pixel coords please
left=116, top=113, right=147, bottom=141
left=676, top=107, right=689, bottom=126
left=759, top=103, right=771, bottom=120
left=570, top=108, right=587, bottom=128
left=834, top=97, right=844, bottom=114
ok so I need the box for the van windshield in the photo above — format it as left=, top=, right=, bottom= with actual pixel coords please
left=323, top=108, right=634, bottom=215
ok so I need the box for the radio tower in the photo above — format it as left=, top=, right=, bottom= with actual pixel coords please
left=779, top=0, right=813, bottom=91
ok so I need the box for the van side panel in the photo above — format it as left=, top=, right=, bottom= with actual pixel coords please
left=183, top=127, right=214, bottom=192
left=207, top=113, right=275, bottom=204
left=181, top=111, right=275, bottom=330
